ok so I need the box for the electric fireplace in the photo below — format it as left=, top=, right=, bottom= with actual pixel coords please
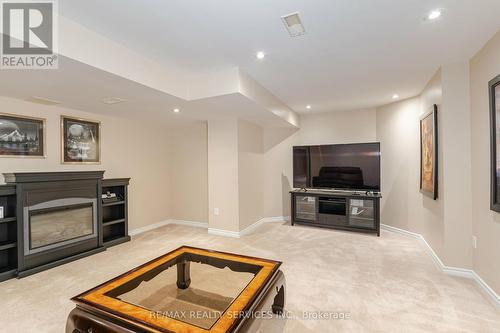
left=3, top=171, right=105, bottom=277
left=24, top=198, right=97, bottom=255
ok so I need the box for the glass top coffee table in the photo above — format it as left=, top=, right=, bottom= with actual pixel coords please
left=67, top=246, right=285, bottom=333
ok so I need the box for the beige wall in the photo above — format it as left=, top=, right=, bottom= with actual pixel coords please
left=470, top=30, right=500, bottom=293
left=299, top=109, right=377, bottom=145
left=0, top=96, right=171, bottom=231
left=441, top=62, right=473, bottom=268
left=414, top=70, right=446, bottom=261
left=207, top=118, right=240, bottom=232
left=168, top=121, right=208, bottom=223
left=376, top=69, right=474, bottom=268
left=376, top=97, right=421, bottom=232
left=375, top=31, right=500, bottom=296
left=263, top=127, right=299, bottom=218
left=169, top=118, right=266, bottom=232
left=238, top=119, right=264, bottom=230
left=376, top=57, right=497, bottom=283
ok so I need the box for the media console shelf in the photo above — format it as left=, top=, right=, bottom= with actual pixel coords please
left=0, top=185, right=17, bottom=282
left=291, top=189, right=381, bottom=236
left=101, top=178, right=131, bottom=248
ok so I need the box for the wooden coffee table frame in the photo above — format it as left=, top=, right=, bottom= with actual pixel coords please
left=72, top=246, right=282, bottom=333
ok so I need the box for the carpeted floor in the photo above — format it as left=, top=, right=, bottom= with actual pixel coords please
left=0, top=222, right=499, bottom=332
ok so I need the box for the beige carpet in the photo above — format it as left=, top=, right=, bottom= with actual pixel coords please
left=0, top=222, right=498, bottom=332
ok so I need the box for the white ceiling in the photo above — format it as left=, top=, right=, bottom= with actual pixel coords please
left=60, top=0, right=500, bottom=114
left=0, top=57, right=186, bottom=122
left=0, top=56, right=293, bottom=128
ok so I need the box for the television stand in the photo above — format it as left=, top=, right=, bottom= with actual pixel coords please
left=290, top=189, right=381, bottom=236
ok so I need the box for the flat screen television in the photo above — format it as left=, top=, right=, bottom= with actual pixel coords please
left=293, top=142, right=381, bottom=191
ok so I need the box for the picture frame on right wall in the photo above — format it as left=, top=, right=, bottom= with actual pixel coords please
left=489, top=74, right=500, bottom=212
left=420, top=104, right=438, bottom=200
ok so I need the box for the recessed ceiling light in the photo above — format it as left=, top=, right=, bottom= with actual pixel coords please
left=173, top=108, right=180, bottom=113
left=102, top=97, right=126, bottom=105
left=427, top=9, right=442, bottom=20
left=256, top=51, right=265, bottom=60
left=392, top=94, right=400, bottom=99
left=306, top=105, right=312, bottom=109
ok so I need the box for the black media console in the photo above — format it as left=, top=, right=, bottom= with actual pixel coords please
left=290, top=189, right=381, bottom=236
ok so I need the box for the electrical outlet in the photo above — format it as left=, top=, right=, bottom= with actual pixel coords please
left=214, top=208, right=220, bottom=216
left=472, top=236, right=477, bottom=249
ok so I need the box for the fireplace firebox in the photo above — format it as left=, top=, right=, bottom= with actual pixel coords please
left=25, top=199, right=97, bottom=255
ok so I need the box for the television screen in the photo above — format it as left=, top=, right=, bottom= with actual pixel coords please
left=293, top=143, right=381, bottom=191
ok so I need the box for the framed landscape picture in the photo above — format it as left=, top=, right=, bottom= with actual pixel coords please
left=420, top=104, right=438, bottom=200
left=489, top=74, right=500, bottom=212
left=61, top=116, right=101, bottom=164
left=0, top=113, right=45, bottom=157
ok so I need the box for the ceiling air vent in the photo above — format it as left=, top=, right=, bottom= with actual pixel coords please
left=281, top=12, right=306, bottom=37
left=101, top=97, right=127, bottom=105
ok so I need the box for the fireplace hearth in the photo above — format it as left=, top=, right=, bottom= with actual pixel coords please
left=3, top=171, right=105, bottom=277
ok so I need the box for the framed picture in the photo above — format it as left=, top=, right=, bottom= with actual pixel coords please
left=489, top=74, right=500, bottom=212
left=0, top=113, right=45, bottom=157
left=61, top=116, right=101, bottom=164
left=420, top=104, right=438, bottom=200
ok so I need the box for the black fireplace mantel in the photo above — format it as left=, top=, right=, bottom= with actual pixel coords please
left=0, top=171, right=131, bottom=282
left=4, top=171, right=105, bottom=184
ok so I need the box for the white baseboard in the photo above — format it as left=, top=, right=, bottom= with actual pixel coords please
left=129, top=216, right=288, bottom=239
left=169, top=219, right=208, bottom=229
left=381, top=224, right=499, bottom=309
left=208, top=228, right=240, bottom=238
left=381, top=223, right=421, bottom=239
left=259, top=216, right=290, bottom=223
left=209, top=215, right=288, bottom=238
left=471, top=271, right=500, bottom=309
left=239, top=216, right=289, bottom=236
left=129, top=219, right=207, bottom=236
left=238, top=221, right=262, bottom=237
left=129, top=220, right=170, bottom=236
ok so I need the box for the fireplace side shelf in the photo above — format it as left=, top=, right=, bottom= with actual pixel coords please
left=101, top=179, right=131, bottom=248
left=0, top=185, right=17, bottom=282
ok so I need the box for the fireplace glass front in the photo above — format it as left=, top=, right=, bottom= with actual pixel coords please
left=29, top=203, right=94, bottom=253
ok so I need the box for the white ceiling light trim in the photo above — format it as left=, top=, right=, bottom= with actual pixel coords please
left=173, top=108, right=180, bottom=113
left=426, top=9, right=443, bottom=21
left=392, top=94, right=399, bottom=99
left=281, top=12, right=306, bottom=37
left=256, top=51, right=265, bottom=60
